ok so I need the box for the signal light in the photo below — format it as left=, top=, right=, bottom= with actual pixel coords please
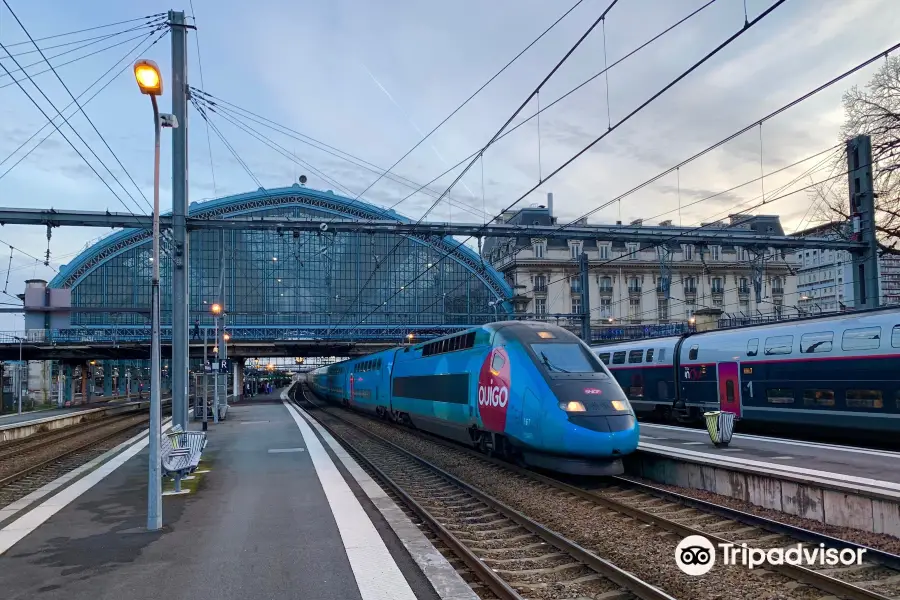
left=559, top=401, right=586, bottom=412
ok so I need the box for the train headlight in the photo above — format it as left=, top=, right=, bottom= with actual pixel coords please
left=611, top=400, right=629, bottom=411
left=559, top=401, right=587, bottom=412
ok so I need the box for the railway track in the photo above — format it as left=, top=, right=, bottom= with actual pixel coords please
left=290, top=386, right=672, bottom=600
left=295, top=385, right=900, bottom=600
left=0, top=414, right=157, bottom=509
left=0, top=414, right=138, bottom=462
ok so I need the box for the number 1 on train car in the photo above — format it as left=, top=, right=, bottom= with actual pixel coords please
left=717, top=362, right=741, bottom=418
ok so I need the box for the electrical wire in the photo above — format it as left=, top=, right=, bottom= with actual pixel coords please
left=0, top=27, right=159, bottom=87
left=339, top=0, right=787, bottom=336
left=416, top=144, right=844, bottom=322
left=2, top=0, right=154, bottom=211
left=0, top=29, right=167, bottom=188
left=2, top=13, right=165, bottom=48
left=188, top=3, right=217, bottom=197
left=351, top=0, right=590, bottom=202
left=2, top=18, right=163, bottom=58
left=190, top=91, right=491, bottom=220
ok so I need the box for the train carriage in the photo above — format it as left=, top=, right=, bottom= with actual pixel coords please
left=309, top=321, right=640, bottom=475
left=592, top=307, right=900, bottom=435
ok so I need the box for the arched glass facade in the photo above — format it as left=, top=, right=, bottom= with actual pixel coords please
left=50, top=186, right=512, bottom=337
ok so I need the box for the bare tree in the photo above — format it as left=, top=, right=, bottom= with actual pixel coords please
left=811, top=56, right=900, bottom=254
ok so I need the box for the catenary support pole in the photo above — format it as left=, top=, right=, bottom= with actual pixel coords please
left=169, top=9, right=190, bottom=429
left=847, top=135, right=880, bottom=309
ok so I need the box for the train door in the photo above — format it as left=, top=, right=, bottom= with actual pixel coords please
left=716, top=362, right=741, bottom=417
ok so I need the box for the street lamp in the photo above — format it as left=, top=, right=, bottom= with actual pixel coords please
left=135, top=58, right=177, bottom=533
left=211, top=303, right=224, bottom=424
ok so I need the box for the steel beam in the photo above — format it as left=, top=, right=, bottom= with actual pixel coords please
left=0, top=207, right=866, bottom=250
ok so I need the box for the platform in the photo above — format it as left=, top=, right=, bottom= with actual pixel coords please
left=639, top=422, right=900, bottom=486
left=0, top=388, right=475, bottom=600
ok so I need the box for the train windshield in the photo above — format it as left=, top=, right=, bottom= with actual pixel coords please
left=531, top=343, right=606, bottom=374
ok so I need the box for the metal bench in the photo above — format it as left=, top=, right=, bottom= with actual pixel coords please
left=161, top=425, right=208, bottom=493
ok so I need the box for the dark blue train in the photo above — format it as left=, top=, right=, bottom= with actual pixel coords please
left=308, top=321, right=640, bottom=475
left=592, top=307, right=900, bottom=434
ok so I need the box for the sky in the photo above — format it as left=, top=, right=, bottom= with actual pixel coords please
left=0, top=0, right=898, bottom=330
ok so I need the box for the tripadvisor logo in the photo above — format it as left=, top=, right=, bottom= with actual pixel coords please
left=675, top=535, right=866, bottom=576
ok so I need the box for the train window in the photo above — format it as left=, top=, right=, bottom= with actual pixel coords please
left=803, top=389, right=835, bottom=406
left=845, top=389, right=883, bottom=409
left=377, top=359, right=382, bottom=369
left=764, top=336, right=793, bottom=355
left=465, top=332, right=476, bottom=348
left=657, top=348, right=666, bottom=362
left=725, top=380, right=735, bottom=404
left=628, top=350, right=643, bottom=364
left=532, top=343, right=604, bottom=373
left=747, top=338, right=759, bottom=357
left=801, top=332, right=833, bottom=353
left=766, top=388, right=795, bottom=404
left=612, top=351, right=626, bottom=365
left=645, top=349, right=654, bottom=362
left=897, top=390, right=900, bottom=409
left=597, top=353, right=611, bottom=365
left=688, top=345, right=699, bottom=360
left=892, top=326, right=900, bottom=348
left=842, top=327, right=881, bottom=351
left=491, top=351, right=506, bottom=373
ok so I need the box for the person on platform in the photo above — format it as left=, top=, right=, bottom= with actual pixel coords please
left=191, top=319, right=201, bottom=341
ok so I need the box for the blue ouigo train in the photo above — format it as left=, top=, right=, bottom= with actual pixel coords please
left=308, top=321, right=640, bottom=475
left=591, top=306, right=900, bottom=438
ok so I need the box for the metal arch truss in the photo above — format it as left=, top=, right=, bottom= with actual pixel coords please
left=49, top=193, right=511, bottom=301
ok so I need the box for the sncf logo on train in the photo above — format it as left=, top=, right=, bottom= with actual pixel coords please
left=478, top=347, right=510, bottom=432
left=583, top=388, right=603, bottom=395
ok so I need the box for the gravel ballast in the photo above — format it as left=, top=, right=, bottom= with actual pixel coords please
left=315, top=406, right=842, bottom=600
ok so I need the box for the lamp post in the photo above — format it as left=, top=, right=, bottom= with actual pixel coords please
left=135, top=58, right=176, bottom=532
left=211, top=303, right=222, bottom=423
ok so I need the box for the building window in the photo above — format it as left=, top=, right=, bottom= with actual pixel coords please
left=599, top=276, right=613, bottom=293
left=711, top=277, right=723, bottom=293
left=683, top=276, right=696, bottom=293
left=534, top=275, right=547, bottom=292
left=628, top=298, right=640, bottom=320
left=657, top=297, right=669, bottom=321
left=710, top=246, right=721, bottom=261
left=533, top=241, right=545, bottom=258
left=629, top=277, right=640, bottom=293
left=713, top=297, right=723, bottom=308
left=534, top=298, right=546, bottom=315
left=685, top=301, right=696, bottom=320
left=570, top=242, right=582, bottom=259
left=683, top=245, right=693, bottom=260
left=600, top=297, right=611, bottom=317
left=772, top=276, right=783, bottom=293
left=570, top=277, right=581, bottom=293
left=627, top=243, right=638, bottom=259
left=739, top=277, right=749, bottom=294
left=571, top=297, right=582, bottom=314
left=598, top=244, right=610, bottom=260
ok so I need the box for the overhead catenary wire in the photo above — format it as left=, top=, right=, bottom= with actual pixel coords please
left=0, top=28, right=166, bottom=178
left=188, top=2, right=217, bottom=197
left=0, top=41, right=144, bottom=215
left=2, top=0, right=155, bottom=212
left=329, top=0, right=625, bottom=338
left=1, top=13, right=165, bottom=48
left=0, top=27, right=161, bottom=87
left=1, top=17, right=163, bottom=59
left=190, top=91, right=492, bottom=221
left=414, top=143, right=844, bottom=321
left=419, top=35, right=900, bottom=320
left=351, top=0, right=590, bottom=203
left=339, top=0, right=788, bottom=335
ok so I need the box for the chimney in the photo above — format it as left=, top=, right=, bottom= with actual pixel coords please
left=630, top=218, right=643, bottom=226
left=546, top=192, right=553, bottom=217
